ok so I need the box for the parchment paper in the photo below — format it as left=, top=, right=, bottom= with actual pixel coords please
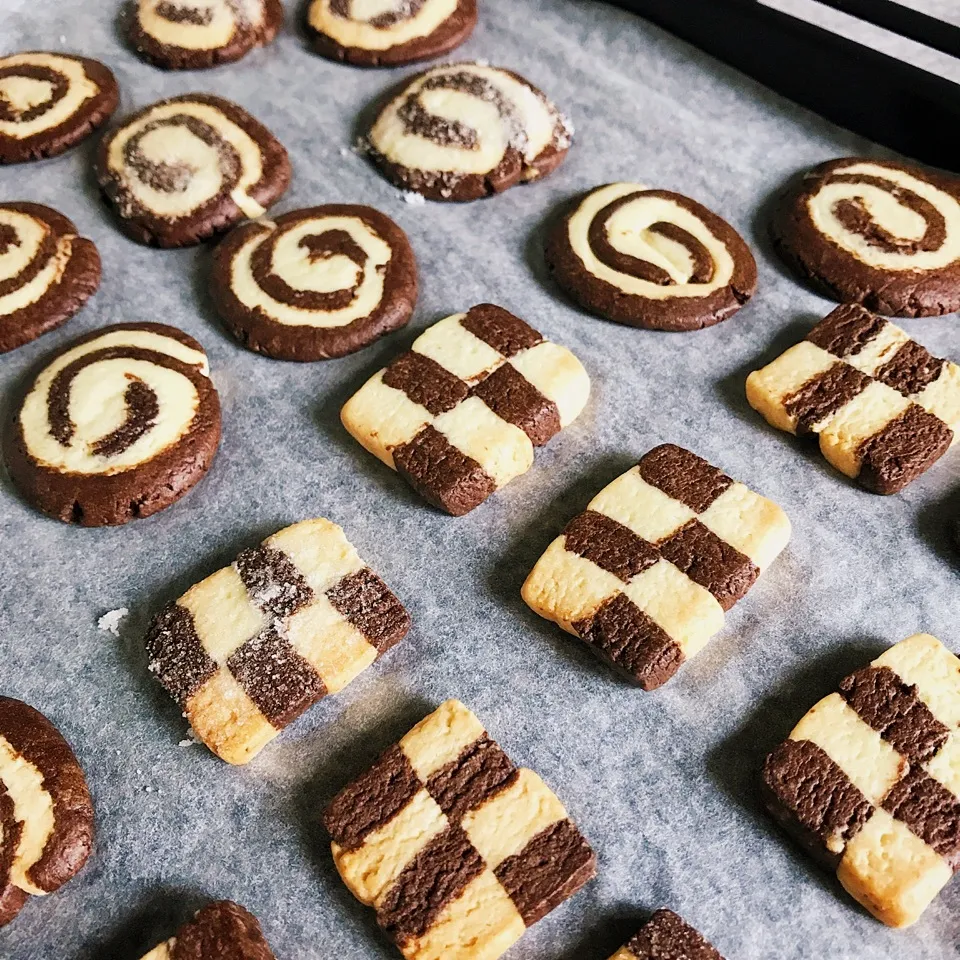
left=1, top=2, right=958, bottom=958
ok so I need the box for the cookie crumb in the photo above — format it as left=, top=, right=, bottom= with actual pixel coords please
left=400, top=191, right=426, bottom=206
left=97, top=608, right=129, bottom=636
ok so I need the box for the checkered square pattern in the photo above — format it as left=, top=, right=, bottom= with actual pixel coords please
left=609, top=909, right=724, bottom=960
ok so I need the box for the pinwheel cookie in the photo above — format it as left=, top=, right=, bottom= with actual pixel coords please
left=341, top=304, right=590, bottom=515
left=323, top=699, right=596, bottom=960
left=523, top=445, right=790, bottom=689
left=609, top=910, right=725, bottom=960
left=763, top=634, right=960, bottom=928
left=137, top=901, right=276, bottom=959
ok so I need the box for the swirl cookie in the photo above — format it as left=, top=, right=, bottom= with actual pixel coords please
left=609, top=910, right=725, bottom=960
left=0, top=698, right=94, bottom=928
left=96, top=94, right=291, bottom=248
left=211, top=204, right=417, bottom=360
left=366, top=62, right=573, bottom=201
left=0, top=52, right=118, bottom=165
left=546, top=183, right=757, bottom=331
left=306, top=0, right=476, bottom=67
left=774, top=158, right=960, bottom=317
left=0, top=203, right=101, bottom=354
left=137, top=901, right=276, bottom=959
left=4, top=323, right=221, bottom=526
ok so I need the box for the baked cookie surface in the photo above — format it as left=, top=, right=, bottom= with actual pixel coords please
left=0, top=697, right=94, bottom=928
left=746, top=304, right=959, bottom=494
left=546, top=183, right=757, bottom=331
left=522, top=444, right=790, bottom=689
left=4, top=322, right=221, bottom=526
left=0, top=52, right=118, bottom=164
left=211, top=204, right=417, bottom=360
left=366, top=62, right=573, bottom=201
left=306, top=0, right=476, bottom=67
left=773, top=157, right=960, bottom=317
left=341, top=304, right=590, bottom=515
left=0, top=202, right=101, bottom=354
left=96, top=94, right=290, bottom=247
left=609, top=909, right=724, bottom=960
left=145, top=518, right=410, bottom=764
left=323, top=698, right=596, bottom=960
left=137, top=901, right=276, bottom=959
left=763, top=633, right=960, bottom=928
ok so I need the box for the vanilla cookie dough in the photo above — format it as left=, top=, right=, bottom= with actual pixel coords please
left=763, top=633, right=960, bottom=928
left=366, top=62, right=573, bottom=201
left=546, top=183, right=757, bottom=331
left=137, top=901, right=276, bottom=959
left=341, top=304, right=590, bottom=515
left=211, top=204, right=418, bottom=360
left=96, top=94, right=291, bottom=247
left=0, top=698, right=94, bottom=928
left=522, top=444, right=791, bottom=689
left=323, top=699, right=596, bottom=960
left=609, top=910, right=725, bottom=960
left=0, top=52, right=118, bottom=164
left=0, top=203, right=101, bottom=353
left=4, top=323, right=221, bottom=526
left=746, top=304, right=959, bottom=494
left=145, top=518, right=410, bottom=764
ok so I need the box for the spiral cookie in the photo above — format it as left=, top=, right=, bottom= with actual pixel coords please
left=211, top=204, right=417, bottom=360
left=546, top=183, right=758, bottom=331
left=367, top=62, right=573, bottom=201
left=129, top=0, right=284, bottom=71
left=0, top=697, right=94, bottom=928
left=306, top=0, right=476, bottom=67
left=96, top=94, right=291, bottom=248
left=0, top=52, right=118, bottom=164
left=4, top=323, right=221, bottom=526
left=774, top=157, right=960, bottom=317
left=0, top=203, right=101, bottom=354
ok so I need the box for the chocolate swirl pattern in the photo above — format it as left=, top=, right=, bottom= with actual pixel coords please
left=367, top=62, right=573, bottom=201
left=212, top=204, right=417, bottom=360
left=0, top=52, right=118, bottom=164
left=96, top=94, right=290, bottom=247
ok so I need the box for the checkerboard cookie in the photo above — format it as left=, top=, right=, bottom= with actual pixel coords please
left=138, top=901, right=276, bottom=960
left=323, top=699, right=596, bottom=960
left=341, top=304, right=590, bottom=515
left=746, top=304, right=959, bottom=494
left=763, top=633, right=960, bottom=927
left=608, top=910, right=724, bottom=960
left=145, top=518, right=410, bottom=764
left=522, top=444, right=791, bottom=689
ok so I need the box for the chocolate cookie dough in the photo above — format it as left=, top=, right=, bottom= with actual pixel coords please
left=763, top=633, right=960, bottom=928
left=0, top=697, right=94, bottom=928
left=96, top=94, right=290, bottom=247
left=0, top=203, right=101, bottom=354
left=773, top=157, right=960, bottom=317
left=137, top=901, right=276, bottom=959
left=341, top=304, right=591, bottom=515
left=145, top=519, right=410, bottom=764
left=129, top=0, right=284, bottom=71
left=0, top=52, right=118, bottom=164
left=306, top=0, right=476, bottom=67
left=523, top=444, right=791, bottom=689
left=366, top=62, right=573, bottom=201
left=609, top=910, right=725, bottom=960
left=323, top=699, right=596, bottom=960
left=211, top=204, right=417, bottom=360
left=4, top=323, right=221, bottom=526
left=546, top=183, right=757, bottom=331
left=746, top=304, right=959, bottom=494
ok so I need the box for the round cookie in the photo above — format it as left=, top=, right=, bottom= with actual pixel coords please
left=129, top=0, right=284, bottom=71
left=4, top=323, right=221, bottom=526
left=95, top=93, right=291, bottom=248
left=0, top=52, right=118, bottom=165
left=0, top=697, right=94, bottom=928
left=211, top=204, right=417, bottom=360
left=773, top=157, right=960, bottom=317
left=366, top=61, right=573, bottom=201
left=545, top=183, right=757, bottom=331
left=0, top=203, right=101, bottom=354
left=305, top=0, right=476, bottom=67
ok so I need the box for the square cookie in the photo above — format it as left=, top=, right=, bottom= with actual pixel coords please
left=139, top=901, right=275, bottom=959
left=322, top=699, right=596, bottom=960
left=145, top=518, right=410, bottom=764
left=341, top=303, right=590, bottom=515
left=763, top=634, right=960, bottom=927
left=522, top=444, right=791, bottom=689
left=609, top=909, right=724, bottom=960
left=746, top=304, right=959, bottom=493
